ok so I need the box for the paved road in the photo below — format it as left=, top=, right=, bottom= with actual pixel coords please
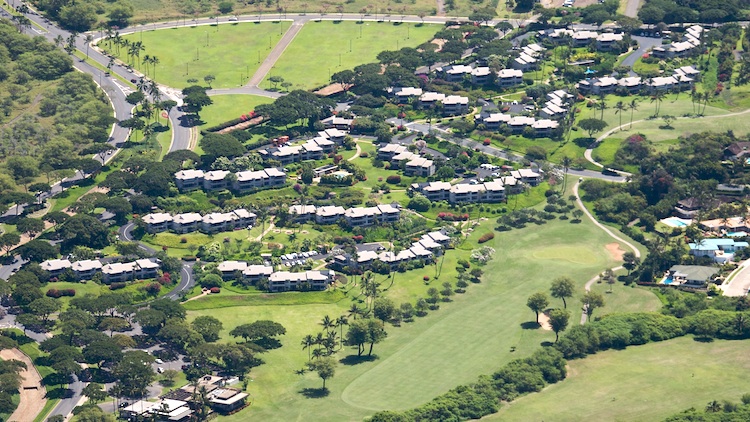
left=624, top=0, right=642, bottom=18
left=621, top=35, right=663, bottom=73
left=721, top=260, right=750, bottom=296
left=573, top=180, right=641, bottom=324
left=119, top=222, right=196, bottom=301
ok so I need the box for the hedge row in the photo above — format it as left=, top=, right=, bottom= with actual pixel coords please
left=46, top=289, right=75, bottom=298
left=477, top=232, right=495, bottom=243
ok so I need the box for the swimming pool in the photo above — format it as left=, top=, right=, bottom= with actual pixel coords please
left=662, top=217, right=688, bottom=227
left=661, top=277, right=675, bottom=285
left=727, top=232, right=748, bottom=237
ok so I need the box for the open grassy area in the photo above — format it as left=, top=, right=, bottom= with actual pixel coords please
left=264, top=21, right=439, bottom=90
left=491, top=337, right=750, bottom=421
left=589, top=281, right=661, bottom=315
left=611, top=110, right=750, bottom=143
left=188, top=211, right=631, bottom=421
left=101, top=22, right=288, bottom=89
left=200, top=94, right=274, bottom=129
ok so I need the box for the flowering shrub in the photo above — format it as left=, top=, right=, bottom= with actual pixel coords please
left=210, top=287, right=221, bottom=294
left=437, top=212, right=469, bottom=221
left=386, top=175, right=401, bottom=184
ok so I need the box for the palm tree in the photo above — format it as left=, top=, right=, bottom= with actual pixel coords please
left=335, top=316, right=348, bottom=350
left=151, top=56, right=160, bottom=79
left=142, top=54, right=152, bottom=76
left=613, top=100, right=625, bottom=129
left=701, top=91, right=711, bottom=115
left=560, top=155, right=572, bottom=193
left=628, top=99, right=638, bottom=129
left=596, top=94, right=607, bottom=119
left=302, top=335, right=314, bottom=361
left=347, top=304, right=361, bottom=320
left=54, top=34, right=64, bottom=48
left=320, top=315, right=334, bottom=334
left=650, top=90, right=665, bottom=116
left=84, top=34, right=93, bottom=58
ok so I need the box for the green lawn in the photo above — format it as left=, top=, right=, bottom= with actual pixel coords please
left=189, top=212, right=630, bottom=421
left=46, top=281, right=108, bottom=310
left=612, top=110, right=750, bottom=143
left=200, top=94, right=274, bottom=129
left=264, top=21, right=439, bottom=90
left=102, top=22, right=289, bottom=89
left=491, top=337, right=750, bottom=421
left=589, top=282, right=661, bottom=316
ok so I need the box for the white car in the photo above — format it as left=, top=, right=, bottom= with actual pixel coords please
left=228, top=16, right=238, bottom=21
left=157, top=367, right=165, bottom=374
left=155, top=359, right=164, bottom=364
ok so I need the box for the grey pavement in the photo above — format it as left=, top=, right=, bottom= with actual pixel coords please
left=722, top=261, right=750, bottom=297
left=621, top=36, right=663, bottom=75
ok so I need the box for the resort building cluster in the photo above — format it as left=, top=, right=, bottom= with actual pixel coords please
left=41, top=258, right=161, bottom=283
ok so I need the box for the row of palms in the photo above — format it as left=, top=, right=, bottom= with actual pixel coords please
left=593, top=89, right=714, bottom=133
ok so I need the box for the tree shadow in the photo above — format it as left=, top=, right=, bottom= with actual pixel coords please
left=570, top=219, right=582, bottom=224
left=693, top=336, right=715, bottom=343
left=46, top=386, right=74, bottom=399
left=253, top=338, right=282, bottom=350
left=572, top=137, right=595, bottom=148
left=339, top=354, right=377, bottom=366
left=299, top=387, right=329, bottom=398
left=520, top=321, right=541, bottom=330
left=540, top=341, right=554, bottom=347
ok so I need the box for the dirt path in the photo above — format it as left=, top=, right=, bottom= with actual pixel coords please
left=255, top=219, right=276, bottom=241
left=0, top=348, right=46, bottom=422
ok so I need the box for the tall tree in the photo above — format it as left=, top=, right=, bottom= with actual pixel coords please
left=548, top=308, right=570, bottom=342
left=550, top=277, right=575, bottom=309
left=526, top=292, right=549, bottom=324
left=581, top=291, right=605, bottom=321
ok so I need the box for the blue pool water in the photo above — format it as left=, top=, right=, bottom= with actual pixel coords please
left=661, top=277, right=675, bottom=285
left=663, top=218, right=688, bottom=227
left=727, top=232, right=748, bottom=237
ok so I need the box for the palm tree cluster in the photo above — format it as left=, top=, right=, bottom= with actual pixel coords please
left=301, top=314, right=349, bottom=362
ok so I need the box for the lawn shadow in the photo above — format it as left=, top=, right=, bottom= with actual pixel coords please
left=520, top=321, right=541, bottom=330
left=340, top=354, right=377, bottom=366
left=299, top=387, right=329, bottom=398
left=693, top=336, right=715, bottom=343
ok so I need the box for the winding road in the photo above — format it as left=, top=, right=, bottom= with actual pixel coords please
left=572, top=180, right=641, bottom=324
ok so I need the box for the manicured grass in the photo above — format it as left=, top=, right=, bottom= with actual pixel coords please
left=576, top=94, right=728, bottom=130
left=589, top=282, right=661, bottom=315
left=591, top=137, right=622, bottom=167
left=491, top=337, right=750, bottom=421
left=184, top=289, right=347, bottom=309
left=102, top=22, right=289, bottom=89
left=200, top=94, right=274, bottom=129
left=264, top=21, right=439, bottom=90
left=612, top=111, right=750, bottom=143
left=190, top=213, right=629, bottom=421
left=45, top=282, right=108, bottom=310
left=156, top=127, right=172, bottom=159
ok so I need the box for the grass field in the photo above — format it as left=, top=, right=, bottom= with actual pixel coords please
left=200, top=95, right=274, bottom=129
left=589, top=282, right=661, bottom=315
left=102, top=22, right=289, bottom=89
left=264, top=21, right=440, bottom=90
left=491, top=337, right=750, bottom=421
left=188, top=211, right=630, bottom=421
left=611, top=110, right=750, bottom=142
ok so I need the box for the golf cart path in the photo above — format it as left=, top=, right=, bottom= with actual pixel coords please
left=573, top=180, right=641, bottom=324
left=584, top=106, right=750, bottom=174
left=0, top=348, right=46, bottom=422
left=247, top=20, right=305, bottom=87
